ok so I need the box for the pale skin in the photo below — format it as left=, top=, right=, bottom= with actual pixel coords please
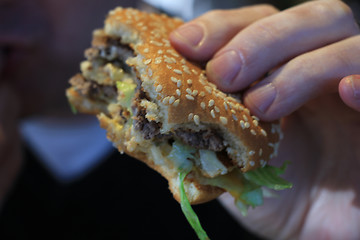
left=170, top=0, right=360, bottom=239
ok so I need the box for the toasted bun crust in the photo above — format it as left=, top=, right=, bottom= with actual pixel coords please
left=67, top=7, right=282, bottom=204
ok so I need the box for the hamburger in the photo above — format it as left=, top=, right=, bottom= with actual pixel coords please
left=66, top=7, right=291, bottom=238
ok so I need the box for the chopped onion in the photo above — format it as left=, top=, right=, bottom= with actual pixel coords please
left=198, top=149, right=228, bottom=178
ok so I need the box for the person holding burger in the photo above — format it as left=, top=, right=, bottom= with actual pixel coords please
left=1, top=0, right=360, bottom=239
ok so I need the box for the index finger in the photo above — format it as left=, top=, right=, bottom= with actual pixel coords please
left=170, top=5, right=278, bottom=62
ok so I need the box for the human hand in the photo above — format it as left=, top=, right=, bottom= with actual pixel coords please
left=170, top=1, right=360, bottom=239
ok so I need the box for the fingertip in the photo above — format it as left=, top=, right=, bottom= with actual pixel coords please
left=243, top=82, right=279, bottom=121
left=206, top=50, right=245, bottom=92
left=169, top=22, right=205, bottom=60
left=339, top=75, right=360, bottom=112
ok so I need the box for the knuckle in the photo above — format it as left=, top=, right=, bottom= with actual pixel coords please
left=250, top=20, right=279, bottom=44
left=255, top=4, right=279, bottom=16
left=311, top=0, right=355, bottom=22
left=201, top=9, right=227, bottom=21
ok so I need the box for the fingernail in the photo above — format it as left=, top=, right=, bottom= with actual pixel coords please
left=349, top=76, right=360, bottom=99
left=247, top=82, right=277, bottom=113
left=207, top=50, right=242, bottom=88
left=172, top=23, right=204, bottom=47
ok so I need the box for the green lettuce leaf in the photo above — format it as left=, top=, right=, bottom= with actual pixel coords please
left=69, top=101, right=78, bottom=115
left=244, top=162, right=292, bottom=190
left=179, top=170, right=210, bottom=240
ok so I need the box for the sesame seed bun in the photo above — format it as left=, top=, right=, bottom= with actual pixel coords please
left=66, top=7, right=281, bottom=204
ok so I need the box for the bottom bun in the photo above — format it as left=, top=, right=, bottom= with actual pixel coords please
left=97, top=112, right=224, bottom=205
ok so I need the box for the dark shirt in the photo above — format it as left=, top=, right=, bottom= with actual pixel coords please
left=0, top=147, right=262, bottom=240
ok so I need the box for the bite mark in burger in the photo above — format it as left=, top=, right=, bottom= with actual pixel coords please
left=66, top=7, right=291, bottom=239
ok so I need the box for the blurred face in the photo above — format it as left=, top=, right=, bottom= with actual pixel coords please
left=0, top=0, right=135, bottom=116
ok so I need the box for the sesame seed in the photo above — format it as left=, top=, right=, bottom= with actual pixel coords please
left=186, top=88, right=192, bottom=94
left=208, top=99, right=215, bottom=107
left=193, top=115, right=200, bottom=125
left=211, top=110, right=216, bottom=118
left=249, top=161, right=255, bottom=167
left=192, top=90, right=198, bottom=96
left=232, top=115, right=238, bottom=121
left=150, top=40, right=163, bottom=46
left=154, top=57, right=162, bottom=64
left=186, top=94, right=195, bottom=101
left=177, top=80, right=182, bottom=88
left=220, top=116, right=228, bottom=125
left=148, top=69, right=153, bottom=77
left=199, top=78, right=206, bottom=85
left=162, top=96, right=170, bottom=104
left=187, top=79, right=192, bottom=85
left=188, top=113, right=194, bottom=121
left=143, top=48, right=149, bottom=53
left=244, top=122, right=250, bottom=128
left=259, top=148, right=263, bottom=156
left=253, top=119, right=259, bottom=127
left=200, top=102, right=206, bottom=109
left=164, top=58, right=175, bottom=64
left=192, top=69, right=199, bottom=75
left=214, top=106, right=220, bottom=113
left=144, top=59, right=152, bottom=65
left=261, top=129, right=267, bottom=137
left=156, top=84, right=163, bottom=92
left=166, top=65, right=172, bottom=70
left=176, top=89, right=181, bottom=96
left=162, top=39, right=170, bottom=45
left=224, top=102, right=228, bottom=111
left=169, top=96, right=176, bottom=104
left=240, top=120, right=245, bottom=129
left=157, top=50, right=164, bottom=54
left=252, top=115, right=260, bottom=121
left=173, top=99, right=180, bottom=107
left=199, top=91, right=205, bottom=97
left=183, top=66, right=192, bottom=75
left=250, top=129, right=257, bottom=136
left=260, top=159, right=266, bottom=167
left=249, top=151, right=256, bottom=156
left=205, top=86, right=212, bottom=94
left=268, top=143, right=275, bottom=148
left=171, top=77, right=178, bottom=83
left=166, top=49, right=180, bottom=57
left=243, top=115, right=248, bottom=122
left=173, top=69, right=183, bottom=75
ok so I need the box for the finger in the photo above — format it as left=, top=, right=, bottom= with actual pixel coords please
left=206, top=0, right=360, bottom=92
left=339, top=75, right=360, bottom=112
left=244, top=35, right=360, bottom=121
left=169, top=5, right=278, bottom=62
